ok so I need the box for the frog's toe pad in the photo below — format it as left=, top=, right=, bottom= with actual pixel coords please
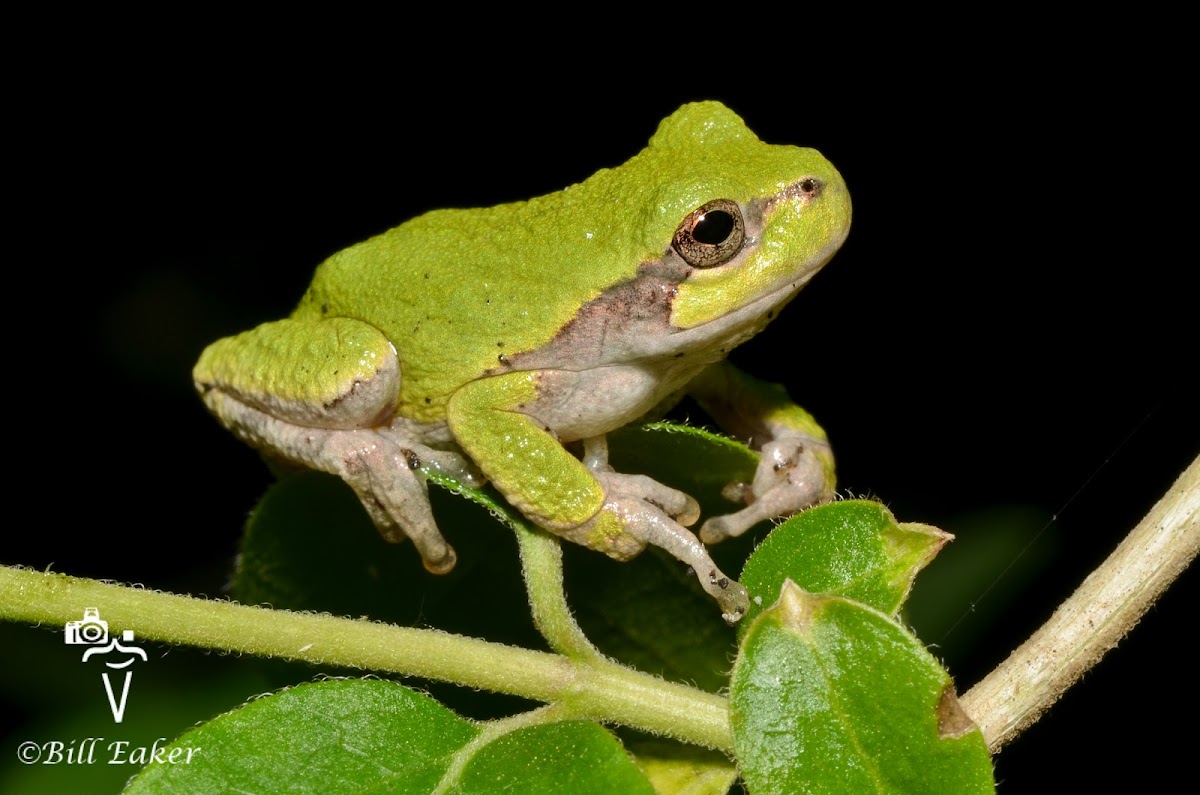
left=696, top=567, right=750, bottom=624
left=421, top=544, right=458, bottom=575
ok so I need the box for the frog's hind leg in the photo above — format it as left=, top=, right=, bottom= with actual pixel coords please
left=327, top=430, right=459, bottom=574
left=203, top=386, right=461, bottom=574
left=194, top=316, right=469, bottom=575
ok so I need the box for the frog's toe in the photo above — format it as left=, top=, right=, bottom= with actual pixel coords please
left=690, top=563, right=749, bottom=623
left=595, top=491, right=745, bottom=619
left=701, top=435, right=833, bottom=543
left=751, top=435, right=833, bottom=512
left=699, top=507, right=770, bottom=544
left=321, top=427, right=466, bottom=577
left=627, top=474, right=700, bottom=526
left=420, top=543, right=458, bottom=575
left=711, top=576, right=750, bottom=624
left=596, top=471, right=700, bottom=526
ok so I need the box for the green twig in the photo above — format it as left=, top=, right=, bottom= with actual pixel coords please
left=961, top=453, right=1200, bottom=751
left=0, top=565, right=733, bottom=752
left=513, top=524, right=603, bottom=660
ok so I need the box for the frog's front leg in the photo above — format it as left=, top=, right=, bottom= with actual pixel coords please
left=579, top=436, right=752, bottom=621
left=687, top=362, right=836, bottom=543
left=194, top=317, right=479, bottom=574
left=446, top=371, right=749, bottom=623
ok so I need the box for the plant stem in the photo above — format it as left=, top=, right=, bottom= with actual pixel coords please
left=514, top=524, right=603, bottom=661
left=506, top=526, right=729, bottom=745
left=0, top=564, right=733, bottom=752
left=961, top=453, right=1200, bottom=752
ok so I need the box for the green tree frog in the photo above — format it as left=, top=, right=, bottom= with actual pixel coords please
left=195, top=101, right=851, bottom=622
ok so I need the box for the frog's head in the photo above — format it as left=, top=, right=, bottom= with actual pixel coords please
left=641, top=101, right=851, bottom=344
left=500, top=102, right=850, bottom=380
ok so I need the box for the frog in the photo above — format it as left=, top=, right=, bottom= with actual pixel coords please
left=194, top=101, right=851, bottom=623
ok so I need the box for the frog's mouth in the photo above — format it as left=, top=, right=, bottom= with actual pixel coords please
left=666, top=248, right=834, bottom=353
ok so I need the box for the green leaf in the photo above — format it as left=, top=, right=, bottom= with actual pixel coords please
left=124, top=679, right=478, bottom=794
left=455, top=721, right=655, bottom=794
left=231, top=470, right=538, bottom=645
left=233, top=424, right=755, bottom=685
left=739, top=500, right=949, bottom=627
left=730, top=581, right=994, bottom=794
left=123, top=679, right=657, bottom=794
left=230, top=424, right=753, bottom=695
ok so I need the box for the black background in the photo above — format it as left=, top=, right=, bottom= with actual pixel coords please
left=3, top=33, right=1195, bottom=793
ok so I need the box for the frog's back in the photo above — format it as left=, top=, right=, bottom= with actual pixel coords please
left=290, top=101, right=837, bottom=424
left=291, top=182, right=648, bottom=423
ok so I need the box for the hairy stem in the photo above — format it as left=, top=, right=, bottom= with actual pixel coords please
left=514, top=524, right=603, bottom=661
left=6, top=454, right=1194, bottom=761
left=961, top=453, right=1200, bottom=751
left=0, top=565, right=732, bottom=751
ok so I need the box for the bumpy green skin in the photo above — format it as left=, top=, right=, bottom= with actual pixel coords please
left=196, top=317, right=399, bottom=428
left=290, top=102, right=849, bottom=422
left=194, top=101, right=851, bottom=618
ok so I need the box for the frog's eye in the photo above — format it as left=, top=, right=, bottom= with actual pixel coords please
left=672, top=199, right=745, bottom=268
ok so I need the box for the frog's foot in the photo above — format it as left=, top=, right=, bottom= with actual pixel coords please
left=600, top=490, right=749, bottom=623
left=700, top=432, right=833, bottom=544
left=579, top=437, right=749, bottom=623
left=315, top=428, right=477, bottom=574
left=212, top=391, right=477, bottom=575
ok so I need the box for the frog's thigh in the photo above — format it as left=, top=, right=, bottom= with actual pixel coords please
left=195, top=317, right=456, bottom=573
left=195, top=317, right=400, bottom=429
left=445, top=371, right=605, bottom=530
